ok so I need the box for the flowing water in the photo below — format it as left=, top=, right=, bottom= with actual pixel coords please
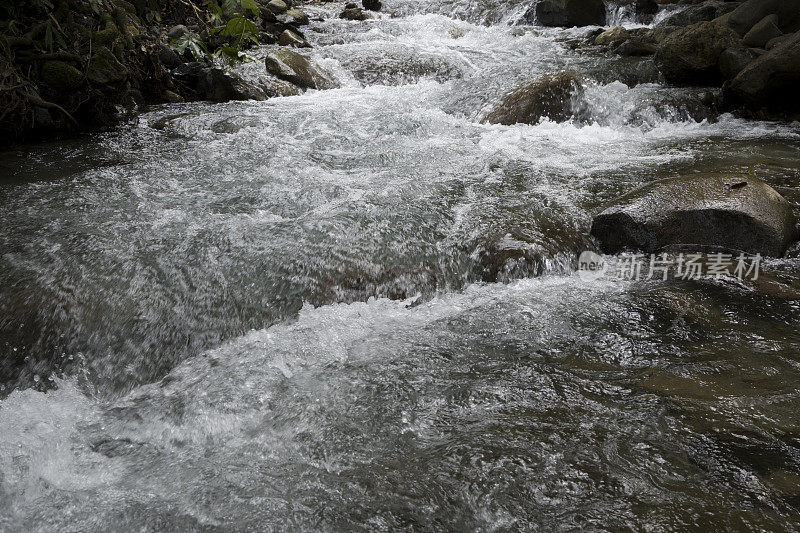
left=2, top=0, right=800, bottom=530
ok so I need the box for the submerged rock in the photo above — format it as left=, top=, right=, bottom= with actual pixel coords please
left=723, top=31, right=800, bottom=118
left=264, top=49, right=338, bottom=89
left=530, top=0, right=606, bottom=27
left=590, top=174, right=797, bottom=257
left=483, top=71, right=587, bottom=125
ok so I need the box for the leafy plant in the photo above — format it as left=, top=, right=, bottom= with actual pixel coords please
left=43, top=15, right=67, bottom=52
left=170, top=33, right=208, bottom=61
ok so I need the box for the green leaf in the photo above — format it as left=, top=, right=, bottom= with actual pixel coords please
left=239, top=0, right=260, bottom=16
left=44, top=22, right=53, bottom=51
left=221, top=0, right=238, bottom=16
left=170, top=34, right=207, bottom=61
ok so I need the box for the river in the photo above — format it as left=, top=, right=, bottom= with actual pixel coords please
left=2, top=0, right=800, bottom=530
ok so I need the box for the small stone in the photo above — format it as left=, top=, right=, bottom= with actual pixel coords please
left=340, top=7, right=369, bottom=20
left=277, top=29, right=310, bottom=48
left=362, top=0, right=382, bottom=11
left=264, top=48, right=338, bottom=89
left=267, top=0, right=288, bottom=14
left=281, top=8, right=309, bottom=25
left=167, top=24, right=189, bottom=42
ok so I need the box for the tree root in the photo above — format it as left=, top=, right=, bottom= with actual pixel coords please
left=22, top=92, right=79, bottom=126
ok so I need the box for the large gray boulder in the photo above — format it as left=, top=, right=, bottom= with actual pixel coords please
left=264, top=49, right=338, bottom=90
left=654, top=20, right=742, bottom=84
left=531, top=0, right=606, bottom=27
left=482, top=71, right=587, bottom=125
left=590, top=174, right=797, bottom=257
left=723, top=31, right=800, bottom=117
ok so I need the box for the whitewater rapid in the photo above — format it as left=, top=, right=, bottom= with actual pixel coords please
left=2, top=1, right=800, bottom=530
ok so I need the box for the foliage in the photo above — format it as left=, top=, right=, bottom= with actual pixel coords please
left=170, top=33, right=208, bottom=61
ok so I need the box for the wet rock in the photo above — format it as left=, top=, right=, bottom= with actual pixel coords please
left=264, top=48, right=338, bottom=89
left=340, top=6, right=369, bottom=20
left=742, top=14, right=782, bottom=48
left=483, top=70, right=587, bottom=125
left=766, top=34, right=793, bottom=51
left=362, top=0, right=382, bottom=11
left=725, top=0, right=800, bottom=37
left=267, top=0, right=289, bottom=14
left=531, top=0, right=606, bottom=27
left=644, top=25, right=679, bottom=46
left=723, top=31, right=800, bottom=118
left=595, top=26, right=629, bottom=46
left=718, top=46, right=759, bottom=80
left=280, top=8, right=309, bottom=25
left=590, top=174, right=797, bottom=257
left=278, top=29, right=310, bottom=47
left=589, top=57, right=661, bottom=86
left=172, top=62, right=267, bottom=102
left=259, top=76, right=303, bottom=97
left=657, top=0, right=733, bottom=28
left=654, top=20, right=742, bottom=84
left=40, top=60, right=83, bottom=91
left=203, top=69, right=267, bottom=101
left=615, top=39, right=658, bottom=56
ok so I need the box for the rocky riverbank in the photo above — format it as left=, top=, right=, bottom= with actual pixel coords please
left=0, top=0, right=375, bottom=145
left=3, top=0, right=798, bottom=145
left=585, top=0, right=800, bottom=120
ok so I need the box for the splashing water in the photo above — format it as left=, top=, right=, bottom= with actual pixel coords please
left=2, top=1, right=800, bottom=530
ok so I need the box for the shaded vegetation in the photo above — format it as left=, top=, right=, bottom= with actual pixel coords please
left=0, top=0, right=268, bottom=144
